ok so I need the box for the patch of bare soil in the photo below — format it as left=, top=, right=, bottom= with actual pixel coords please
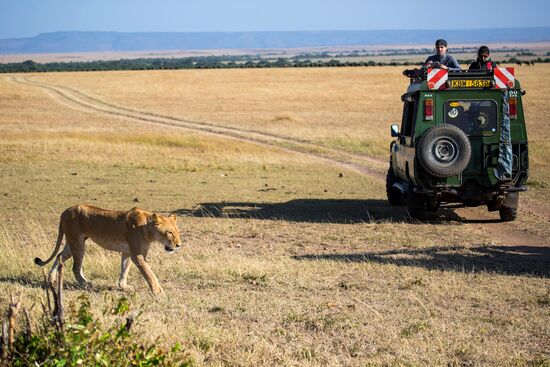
left=455, top=207, right=548, bottom=247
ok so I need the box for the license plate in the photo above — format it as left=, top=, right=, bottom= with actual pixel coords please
left=450, top=79, right=492, bottom=88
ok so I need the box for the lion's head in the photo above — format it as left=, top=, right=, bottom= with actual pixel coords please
left=148, top=213, right=182, bottom=252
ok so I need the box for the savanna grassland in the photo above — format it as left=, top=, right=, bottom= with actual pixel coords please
left=0, top=65, right=549, bottom=366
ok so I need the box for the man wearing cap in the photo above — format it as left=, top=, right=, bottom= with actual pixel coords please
left=423, top=39, right=461, bottom=71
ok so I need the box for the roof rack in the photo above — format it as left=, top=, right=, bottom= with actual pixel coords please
left=403, top=68, right=495, bottom=82
left=402, top=67, right=516, bottom=90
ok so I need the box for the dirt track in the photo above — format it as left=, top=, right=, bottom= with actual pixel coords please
left=9, top=75, right=548, bottom=247
left=9, top=76, right=387, bottom=178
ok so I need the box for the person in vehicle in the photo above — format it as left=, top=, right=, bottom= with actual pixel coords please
left=468, top=46, right=495, bottom=70
left=423, top=39, right=462, bottom=71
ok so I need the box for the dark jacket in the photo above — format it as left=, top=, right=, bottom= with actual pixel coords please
left=468, top=59, right=496, bottom=70
left=424, top=54, right=462, bottom=71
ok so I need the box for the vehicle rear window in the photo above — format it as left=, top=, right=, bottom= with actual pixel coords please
left=443, top=100, right=497, bottom=135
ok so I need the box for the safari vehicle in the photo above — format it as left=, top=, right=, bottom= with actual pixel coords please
left=387, top=67, right=528, bottom=221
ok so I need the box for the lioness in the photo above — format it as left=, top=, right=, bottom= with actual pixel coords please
left=34, top=204, right=182, bottom=294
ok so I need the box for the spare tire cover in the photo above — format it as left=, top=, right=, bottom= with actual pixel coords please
left=417, top=124, right=472, bottom=178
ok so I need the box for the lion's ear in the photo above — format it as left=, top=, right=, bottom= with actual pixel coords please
left=168, top=213, right=177, bottom=222
left=149, top=213, right=161, bottom=226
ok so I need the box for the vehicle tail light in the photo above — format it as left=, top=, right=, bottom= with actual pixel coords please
left=424, top=98, right=433, bottom=121
left=509, top=97, right=517, bottom=119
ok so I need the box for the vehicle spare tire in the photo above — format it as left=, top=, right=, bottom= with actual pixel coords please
left=417, top=124, right=472, bottom=178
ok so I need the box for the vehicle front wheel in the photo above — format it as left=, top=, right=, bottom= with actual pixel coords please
left=386, top=164, right=405, bottom=206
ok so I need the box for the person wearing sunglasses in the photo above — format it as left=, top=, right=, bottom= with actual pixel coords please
left=468, top=46, right=495, bottom=70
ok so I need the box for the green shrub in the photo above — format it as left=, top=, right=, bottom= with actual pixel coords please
left=3, top=295, right=192, bottom=366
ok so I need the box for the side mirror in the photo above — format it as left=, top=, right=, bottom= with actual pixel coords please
left=391, top=124, right=400, bottom=138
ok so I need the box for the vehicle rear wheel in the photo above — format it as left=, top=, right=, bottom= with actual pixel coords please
left=499, top=206, right=517, bottom=221
left=499, top=192, right=519, bottom=222
left=417, top=124, right=472, bottom=178
left=386, top=163, right=405, bottom=206
left=407, top=187, right=427, bottom=220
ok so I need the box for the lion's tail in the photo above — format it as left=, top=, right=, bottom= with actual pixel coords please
left=34, top=222, right=64, bottom=266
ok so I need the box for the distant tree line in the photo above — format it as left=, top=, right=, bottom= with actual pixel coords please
left=1, top=55, right=549, bottom=73
left=299, top=47, right=535, bottom=59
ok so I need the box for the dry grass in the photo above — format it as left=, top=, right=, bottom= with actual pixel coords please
left=0, top=67, right=549, bottom=366
left=23, top=64, right=550, bottom=207
left=30, top=67, right=405, bottom=158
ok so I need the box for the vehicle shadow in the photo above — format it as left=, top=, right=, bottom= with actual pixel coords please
left=293, top=244, right=550, bottom=277
left=175, top=199, right=466, bottom=223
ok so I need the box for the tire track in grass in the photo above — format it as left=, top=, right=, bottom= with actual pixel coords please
left=9, top=75, right=548, bottom=246
left=9, top=75, right=387, bottom=179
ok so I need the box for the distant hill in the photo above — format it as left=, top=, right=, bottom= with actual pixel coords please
left=1, top=28, right=550, bottom=54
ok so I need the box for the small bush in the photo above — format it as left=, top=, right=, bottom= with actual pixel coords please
left=2, top=291, right=192, bottom=366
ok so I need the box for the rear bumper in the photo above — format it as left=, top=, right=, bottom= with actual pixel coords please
left=414, top=185, right=526, bottom=195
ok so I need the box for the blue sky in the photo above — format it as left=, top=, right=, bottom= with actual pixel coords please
left=1, top=0, right=549, bottom=39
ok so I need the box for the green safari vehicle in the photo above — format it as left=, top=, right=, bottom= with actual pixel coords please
left=387, top=67, right=528, bottom=221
